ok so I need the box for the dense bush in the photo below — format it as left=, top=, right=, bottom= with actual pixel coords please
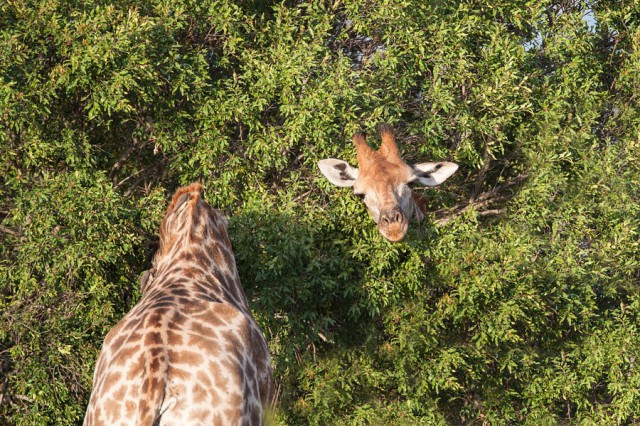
left=1, top=0, right=639, bottom=424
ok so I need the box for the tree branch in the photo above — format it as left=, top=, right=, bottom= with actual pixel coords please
left=435, top=173, right=529, bottom=225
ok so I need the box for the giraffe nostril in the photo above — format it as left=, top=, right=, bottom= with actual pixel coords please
left=380, top=211, right=403, bottom=225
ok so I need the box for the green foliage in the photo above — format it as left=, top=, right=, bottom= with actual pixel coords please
left=1, top=0, right=639, bottom=424
left=0, top=171, right=166, bottom=424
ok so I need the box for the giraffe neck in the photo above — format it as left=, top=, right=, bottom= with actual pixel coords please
left=147, top=195, right=250, bottom=312
left=149, top=242, right=249, bottom=309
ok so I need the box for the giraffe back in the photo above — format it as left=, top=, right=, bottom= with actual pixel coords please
left=84, top=184, right=274, bottom=426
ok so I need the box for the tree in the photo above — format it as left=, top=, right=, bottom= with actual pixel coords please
left=1, top=0, right=639, bottom=424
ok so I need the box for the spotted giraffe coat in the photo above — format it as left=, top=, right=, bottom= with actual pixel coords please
left=84, top=184, right=274, bottom=425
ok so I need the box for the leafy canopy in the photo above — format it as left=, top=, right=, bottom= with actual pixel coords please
left=1, top=0, right=639, bottom=424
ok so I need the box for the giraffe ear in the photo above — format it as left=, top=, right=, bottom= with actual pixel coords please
left=410, top=162, right=458, bottom=186
left=172, top=193, right=191, bottom=213
left=140, top=268, right=156, bottom=294
left=318, top=159, right=359, bottom=187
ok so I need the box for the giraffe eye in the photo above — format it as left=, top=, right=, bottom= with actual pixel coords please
left=354, top=193, right=365, bottom=200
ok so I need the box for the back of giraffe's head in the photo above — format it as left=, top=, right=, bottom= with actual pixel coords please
left=166, top=182, right=204, bottom=214
left=156, top=183, right=230, bottom=263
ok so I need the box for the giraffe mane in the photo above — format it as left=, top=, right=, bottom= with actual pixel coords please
left=156, top=183, right=204, bottom=266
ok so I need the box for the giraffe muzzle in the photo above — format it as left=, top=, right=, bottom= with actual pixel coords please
left=378, top=209, right=408, bottom=242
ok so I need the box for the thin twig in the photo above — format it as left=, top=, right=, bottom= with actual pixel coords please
left=108, top=145, right=136, bottom=181
left=292, top=190, right=312, bottom=204
left=0, top=225, right=21, bottom=237
left=471, top=141, right=492, bottom=203
left=115, top=167, right=148, bottom=191
left=435, top=173, right=529, bottom=225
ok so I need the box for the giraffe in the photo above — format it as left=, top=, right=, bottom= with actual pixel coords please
left=318, top=125, right=458, bottom=242
left=84, top=183, right=274, bottom=426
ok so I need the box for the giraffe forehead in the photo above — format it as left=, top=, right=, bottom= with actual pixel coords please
left=355, top=161, right=412, bottom=191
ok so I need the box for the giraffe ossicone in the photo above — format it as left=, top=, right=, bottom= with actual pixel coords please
left=84, top=183, right=274, bottom=425
left=318, top=125, right=458, bottom=241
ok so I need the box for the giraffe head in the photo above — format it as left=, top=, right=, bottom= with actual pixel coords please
left=318, top=125, right=458, bottom=242
left=154, top=183, right=231, bottom=267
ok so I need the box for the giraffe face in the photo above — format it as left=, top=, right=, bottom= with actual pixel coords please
left=318, top=125, right=458, bottom=242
